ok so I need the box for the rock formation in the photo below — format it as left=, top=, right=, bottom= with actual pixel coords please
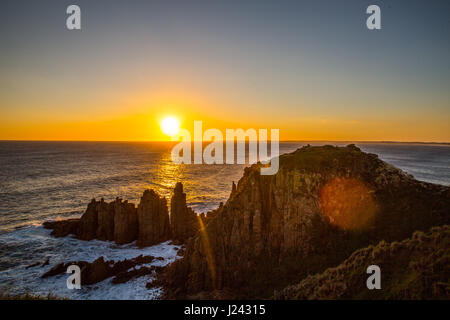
left=65, top=197, right=139, bottom=245
left=113, top=199, right=138, bottom=245
left=170, top=182, right=199, bottom=242
left=77, top=199, right=98, bottom=240
left=43, top=219, right=79, bottom=238
left=137, top=189, right=171, bottom=246
left=42, top=254, right=159, bottom=285
left=162, top=145, right=450, bottom=298
left=96, top=199, right=115, bottom=241
left=274, top=225, right=450, bottom=300
left=44, top=185, right=197, bottom=246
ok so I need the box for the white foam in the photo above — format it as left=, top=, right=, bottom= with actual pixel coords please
left=0, top=226, right=181, bottom=299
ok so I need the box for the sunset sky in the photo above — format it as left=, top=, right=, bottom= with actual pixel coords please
left=1, top=0, right=449, bottom=142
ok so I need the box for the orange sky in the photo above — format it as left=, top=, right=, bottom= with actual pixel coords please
left=1, top=108, right=448, bottom=142
left=1, top=2, right=449, bottom=142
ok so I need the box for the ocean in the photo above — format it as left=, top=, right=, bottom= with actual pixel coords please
left=0, top=141, right=449, bottom=299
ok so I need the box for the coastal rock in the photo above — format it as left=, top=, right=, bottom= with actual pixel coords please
left=96, top=199, right=115, bottom=241
left=77, top=199, right=99, bottom=240
left=75, top=197, right=138, bottom=244
left=113, top=199, right=138, bottom=245
left=44, top=184, right=200, bottom=246
left=83, top=257, right=112, bottom=285
left=41, top=262, right=73, bottom=278
left=137, top=190, right=171, bottom=247
left=170, top=183, right=198, bottom=242
left=112, top=266, right=160, bottom=284
left=41, top=255, right=157, bottom=285
left=45, top=199, right=138, bottom=245
left=163, top=145, right=450, bottom=298
left=274, top=225, right=450, bottom=300
left=43, top=218, right=79, bottom=238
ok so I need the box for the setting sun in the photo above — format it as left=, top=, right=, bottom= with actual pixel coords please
left=161, top=116, right=180, bottom=137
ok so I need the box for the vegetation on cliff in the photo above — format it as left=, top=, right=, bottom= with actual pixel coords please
left=275, top=225, right=450, bottom=300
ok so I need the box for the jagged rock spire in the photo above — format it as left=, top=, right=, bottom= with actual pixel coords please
left=170, top=182, right=198, bottom=242
left=137, top=189, right=171, bottom=247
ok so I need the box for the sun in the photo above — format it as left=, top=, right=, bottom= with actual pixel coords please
left=160, top=116, right=180, bottom=137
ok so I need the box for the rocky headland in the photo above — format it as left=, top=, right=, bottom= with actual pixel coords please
left=161, top=144, right=449, bottom=298
left=43, top=145, right=450, bottom=299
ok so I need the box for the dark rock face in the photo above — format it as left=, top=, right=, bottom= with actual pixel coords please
left=275, top=225, right=450, bottom=300
left=43, top=219, right=79, bottom=237
left=96, top=199, right=115, bottom=241
left=42, top=254, right=158, bottom=285
left=77, top=199, right=99, bottom=240
left=44, top=183, right=199, bottom=246
left=41, top=262, right=68, bottom=278
left=163, top=145, right=450, bottom=298
left=137, top=190, right=171, bottom=247
left=170, top=183, right=199, bottom=242
left=77, top=198, right=116, bottom=242
left=112, top=265, right=163, bottom=284
left=45, top=187, right=197, bottom=246
left=83, top=257, right=112, bottom=285
left=113, top=199, right=138, bottom=245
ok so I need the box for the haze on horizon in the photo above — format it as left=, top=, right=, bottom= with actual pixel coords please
left=1, top=0, right=449, bottom=142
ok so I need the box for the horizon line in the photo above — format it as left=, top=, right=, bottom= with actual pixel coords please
left=0, top=139, right=449, bottom=145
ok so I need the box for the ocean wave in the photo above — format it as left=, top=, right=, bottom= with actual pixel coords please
left=0, top=226, right=181, bottom=299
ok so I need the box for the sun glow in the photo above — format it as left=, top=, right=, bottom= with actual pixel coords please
left=161, top=116, right=180, bottom=137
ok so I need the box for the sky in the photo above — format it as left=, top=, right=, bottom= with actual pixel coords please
left=0, top=0, right=449, bottom=142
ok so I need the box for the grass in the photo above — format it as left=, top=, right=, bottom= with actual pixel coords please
left=0, top=293, right=64, bottom=300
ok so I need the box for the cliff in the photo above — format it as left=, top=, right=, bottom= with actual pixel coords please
left=162, top=145, right=450, bottom=298
left=274, top=225, right=450, bottom=300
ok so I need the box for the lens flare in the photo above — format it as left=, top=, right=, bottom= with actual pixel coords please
left=320, top=177, right=378, bottom=231
left=196, top=215, right=216, bottom=288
